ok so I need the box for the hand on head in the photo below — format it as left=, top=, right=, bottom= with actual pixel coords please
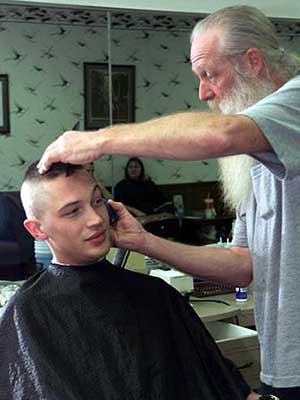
left=38, top=130, right=102, bottom=174
left=108, top=200, right=147, bottom=252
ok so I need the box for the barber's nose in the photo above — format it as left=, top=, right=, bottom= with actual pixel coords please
left=199, top=81, right=214, bottom=102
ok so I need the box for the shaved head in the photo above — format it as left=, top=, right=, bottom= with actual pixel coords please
left=21, top=161, right=111, bottom=265
left=21, top=161, right=84, bottom=219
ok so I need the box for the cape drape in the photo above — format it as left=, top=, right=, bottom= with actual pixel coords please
left=0, top=259, right=250, bottom=400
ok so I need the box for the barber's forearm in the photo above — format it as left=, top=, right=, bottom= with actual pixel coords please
left=37, top=110, right=271, bottom=174
left=137, top=232, right=252, bottom=287
left=98, top=112, right=270, bottom=160
left=99, top=112, right=231, bottom=160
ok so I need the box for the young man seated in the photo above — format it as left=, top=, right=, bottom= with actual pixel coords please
left=0, top=161, right=257, bottom=399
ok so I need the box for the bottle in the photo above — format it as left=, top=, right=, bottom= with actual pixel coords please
left=204, top=195, right=216, bottom=219
left=144, top=256, right=161, bottom=274
left=225, top=240, right=248, bottom=302
left=173, top=194, right=185, bottom=217
left=235, top=287, right=248, bottom=302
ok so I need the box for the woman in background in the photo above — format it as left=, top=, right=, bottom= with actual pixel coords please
left=114, top=157, right=170, bottom=217
left=85, top=163, right=113, bottom=201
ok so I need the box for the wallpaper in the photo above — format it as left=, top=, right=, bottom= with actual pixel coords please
left=0, top=8, right=299, bottom=191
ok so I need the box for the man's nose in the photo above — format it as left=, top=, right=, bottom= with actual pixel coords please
left=199, top=81, right=214, bottom=102
left=86, top=206, right=104, bottom=227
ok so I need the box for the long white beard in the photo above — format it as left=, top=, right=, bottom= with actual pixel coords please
left=210, top=73, right=276, bottom=115
left=215, top=75, right=276, bottom=211
left=218, top=155, right=257, bottom=211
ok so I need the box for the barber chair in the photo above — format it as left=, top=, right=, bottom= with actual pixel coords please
left=0, top=192, right=36, bottom=280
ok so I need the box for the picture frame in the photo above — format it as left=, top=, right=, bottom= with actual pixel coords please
left=0, top=75, right=10, bottom=135
left=84, top=63, right=135, bottom=129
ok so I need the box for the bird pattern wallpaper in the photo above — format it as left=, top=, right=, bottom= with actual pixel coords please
left=0, top=5, right=299, bottom=190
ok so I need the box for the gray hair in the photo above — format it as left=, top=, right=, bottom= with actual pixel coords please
left=191, top=5, right=300, bottom=80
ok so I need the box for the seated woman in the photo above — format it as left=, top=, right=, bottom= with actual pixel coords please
left=114, top=157, right=171, bottom=216
left=85, top=162, right=113, bottom=201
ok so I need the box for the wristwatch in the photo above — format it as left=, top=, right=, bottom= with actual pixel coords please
left=258, top=395, right=280, bottom=400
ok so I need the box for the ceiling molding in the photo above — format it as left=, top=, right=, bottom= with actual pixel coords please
left=1, top=3, right=300, bottom=36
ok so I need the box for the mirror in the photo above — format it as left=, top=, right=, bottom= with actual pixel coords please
left=109, top=9, right=218, bottom=193
left=0, top=4, right=214, bottom=191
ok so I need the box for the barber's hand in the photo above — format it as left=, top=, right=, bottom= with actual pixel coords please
left=126, top=206, right=146, bottom=217
left=38, top=130, right=103, bottom=174
left=108, top=200, right=147, bottom=252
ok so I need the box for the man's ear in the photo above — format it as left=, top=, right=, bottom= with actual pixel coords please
left=244, top=47, right=265, bottom=77
left=24, top=218, right=48, bottom=241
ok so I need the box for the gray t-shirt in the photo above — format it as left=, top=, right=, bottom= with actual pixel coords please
left=232, top=75, right=300, bottom=387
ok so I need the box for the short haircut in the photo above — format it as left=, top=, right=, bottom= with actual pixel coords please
left=21, top=161, right=84, bottom=219
left=23, top=161, right=83, bottom=182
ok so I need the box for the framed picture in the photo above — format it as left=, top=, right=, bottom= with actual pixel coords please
left=0, top=75, right=10, bottom=134
left=84, top=63, right=135, bottom=129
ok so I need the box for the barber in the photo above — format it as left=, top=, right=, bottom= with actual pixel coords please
left=38, top=6, right=300, bottom=399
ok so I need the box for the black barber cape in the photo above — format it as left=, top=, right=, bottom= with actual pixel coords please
left=0, top=259, right=250, bottom=400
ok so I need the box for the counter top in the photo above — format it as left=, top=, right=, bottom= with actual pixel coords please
left=190, top=293, right=254, bottom=323
left=0, top=280, right=254, bottom=326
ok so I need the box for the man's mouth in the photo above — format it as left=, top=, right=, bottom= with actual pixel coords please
left=85, top=231, right=106, bottom=242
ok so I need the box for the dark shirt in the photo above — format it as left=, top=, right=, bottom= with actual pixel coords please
left=0, top=259, right=250, bottom=399
left=114, top=179, right=167, bottom=214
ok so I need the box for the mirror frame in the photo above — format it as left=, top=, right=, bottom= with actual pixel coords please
left=0, top=75, right=10, bottom=135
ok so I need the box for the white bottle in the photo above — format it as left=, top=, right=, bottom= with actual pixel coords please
left=217, top=237, right=224, bottom=247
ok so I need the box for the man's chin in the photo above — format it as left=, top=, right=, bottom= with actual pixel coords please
left=87, top=243, right=111, bottom=263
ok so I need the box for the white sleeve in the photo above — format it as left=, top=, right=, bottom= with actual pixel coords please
left=231, top=212, right=248, bottom=248
left=240, top=76, right=300, bottom=180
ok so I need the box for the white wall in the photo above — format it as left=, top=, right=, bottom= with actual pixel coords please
left=1, top=6, right=300, bottom=191
left=0, top=17, right=218, bottom=190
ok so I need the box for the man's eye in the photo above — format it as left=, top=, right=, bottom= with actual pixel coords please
left=64, top=208, right=79, bottom=217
